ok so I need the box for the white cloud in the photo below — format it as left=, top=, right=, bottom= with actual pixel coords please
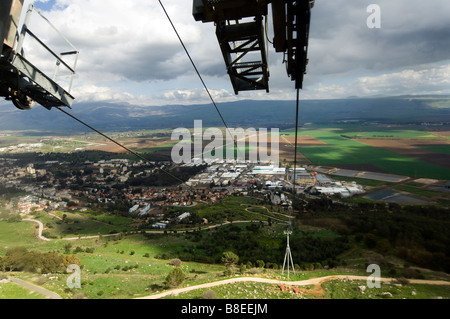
left=14, top=0, right=450, bottom=106
left=300, top=61, right=450, bottom=99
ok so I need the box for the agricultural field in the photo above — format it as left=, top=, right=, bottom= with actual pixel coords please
left=0, top=130, right=177, bottom=156
left=279, top=124, right=450, bottom=180
left=1, top=124, right=450, bottom=301
left=5, top=124, right=449, bottom=180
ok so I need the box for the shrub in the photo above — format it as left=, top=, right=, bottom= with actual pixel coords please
left=200, top=290, right=218, bottom=299
left=73, top=293, right=86, bottom=299
left=392, top=278, right=410, bottom=286
left=223, top=269, right=233, bottom=277
left=35, top=277, right=47, bottom=285
left=64, top=243, right=73, bottom=254
left=165, top=268, right=185, bottom=288
left=170, top=258, right=182, bottom=267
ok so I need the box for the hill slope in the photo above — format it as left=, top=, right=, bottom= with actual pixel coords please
left=0, top=95, right=449, bottom=132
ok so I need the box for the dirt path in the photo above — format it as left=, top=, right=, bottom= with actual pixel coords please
left=7, top=277, right=62, bottom=299
left=61, top=220, right=266, bottom=241
left=23, top=218, right=51, bottom=242
left=136, top=275, right=450, bottom=299
left=242, top=205, right=291, bottom=223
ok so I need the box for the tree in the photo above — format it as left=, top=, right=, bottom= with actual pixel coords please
left=41, top=253, right=64, bottom=274
left=221, top=251, right=239, bottom=269
left=62, top=255, right=82, bottom=268
left=164, top=268, right=185, bottom=288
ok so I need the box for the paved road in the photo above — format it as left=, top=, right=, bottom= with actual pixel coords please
left=136, top=275, right=450, bottom=299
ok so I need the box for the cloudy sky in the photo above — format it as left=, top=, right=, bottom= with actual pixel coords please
left=10, top=0, right=450, bottom=106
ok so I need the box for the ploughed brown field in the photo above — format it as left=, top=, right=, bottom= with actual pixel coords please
left=80, top=128, right=450, bottom=172
left=280, top=135, right=327, bottom=146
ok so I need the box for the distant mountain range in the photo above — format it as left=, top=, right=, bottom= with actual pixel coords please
left=0, top=95, right=449, bottom=133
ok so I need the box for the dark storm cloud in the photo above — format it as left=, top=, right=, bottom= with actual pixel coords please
left=307, top=0, right=450, bottom=77
left=22, top=0, right=450, bottom=103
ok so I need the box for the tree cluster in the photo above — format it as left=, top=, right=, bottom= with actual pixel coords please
left=170, top=223, right=350, bottom=268
left=299, top=201, right=450, bottom=272
left=0, top=247, right=81, bottom=274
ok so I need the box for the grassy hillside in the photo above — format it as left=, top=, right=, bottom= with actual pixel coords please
left=1, top=194, right=450, bottom=299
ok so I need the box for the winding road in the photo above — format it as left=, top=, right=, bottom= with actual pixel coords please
left=23, top=218, right=51, bottom=242
left=18, top=218, right=450, bottom=300
left=136, top=275, right=450, bottom=299
left=24, top=217, right=265, bottom=242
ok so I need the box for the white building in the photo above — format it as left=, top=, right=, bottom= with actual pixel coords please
left=178, top=212, right=191, bottom=221
left=313, top=183, right=365, bottom=198
left=129, top=204, right=139, bottom=214
left=152, top=222, right=168, bottom=229
left=252, top=165, right=286, bottom=175
left=139, top=205, right=151, bottom=216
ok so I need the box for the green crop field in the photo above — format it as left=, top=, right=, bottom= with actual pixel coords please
left=419, top=145, right=450, bottom=155
left=298, top=145, right=364, bottom=165
left=288, top=126, right=450, bottom=180
left=338, top=130, right=440, bottom=139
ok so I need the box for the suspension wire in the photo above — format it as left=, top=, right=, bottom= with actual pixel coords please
left=157, top=0, right=227, bottom=130
left=292, top=88, right=301, bottom=210
left=157, top=0, right=244, bottom=160
left=55, top=107, right=190, bottom=188
left=54, top=2, right=248, bottom=189
left=265, top=15, right=274, bottom=45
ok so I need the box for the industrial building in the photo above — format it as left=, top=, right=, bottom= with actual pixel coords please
left=252, top=165, right=286, bottom=175
left=311, top=183, right=365, bottom=198
left=290, top=167, right=314, bottom=184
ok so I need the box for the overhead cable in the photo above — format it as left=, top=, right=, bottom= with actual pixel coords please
left=157, top=0, right=243, bottom=159
left=56, top=107, right=189, bottom=187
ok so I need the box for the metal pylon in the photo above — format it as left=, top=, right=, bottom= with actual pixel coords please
left=282, top=230, right=295, bottom=279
